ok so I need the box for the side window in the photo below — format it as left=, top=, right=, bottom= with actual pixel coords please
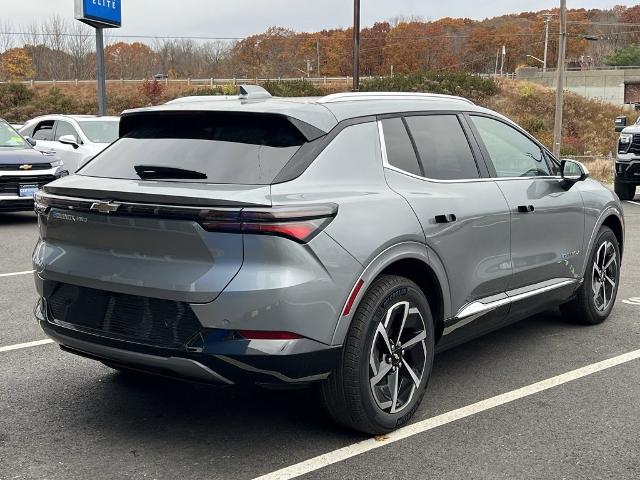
left=470, top=116, right=550, bottom=178
left=405, top=115, right=480, bottom=180
left=55, top=121, right=79, bottom=143
left=32, top=121, right=55, bottom=141
left=381, top=118, right=422, bottom=177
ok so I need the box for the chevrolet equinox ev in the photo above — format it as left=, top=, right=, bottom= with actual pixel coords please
left=33, top=87, right=624, bottom=434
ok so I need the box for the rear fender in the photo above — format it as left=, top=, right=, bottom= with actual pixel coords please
left=331, top=241, right=452, bottom=345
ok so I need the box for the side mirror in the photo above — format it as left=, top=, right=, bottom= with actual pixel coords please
left=561, top=159, right=589, bottom=183
left=25, top=136, right=37, bottom=147
left=615, top=115, right=627, bottom=133
left=59, top=135, right=79, bottom=149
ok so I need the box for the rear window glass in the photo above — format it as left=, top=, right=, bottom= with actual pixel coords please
left=79, top=112, right=306, bottom=185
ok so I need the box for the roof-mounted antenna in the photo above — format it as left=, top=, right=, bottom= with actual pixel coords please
left=239, top=85, right=272, bottom=100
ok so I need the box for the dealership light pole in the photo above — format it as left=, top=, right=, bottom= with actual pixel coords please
left=353, top=0, right=360, bottom=91
left=553, top=0, right=567, bottom=157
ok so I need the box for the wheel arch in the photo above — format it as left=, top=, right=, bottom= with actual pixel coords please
left=331, top=242, right=451, bottom=346
left=582, top=205, right=625, bottom=276
left=602, top=214, right=624, bottom=257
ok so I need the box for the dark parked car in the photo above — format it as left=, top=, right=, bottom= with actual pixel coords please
left=0, top=119, right=66, bottom=212
left=33, top=88, right=624, bottom=434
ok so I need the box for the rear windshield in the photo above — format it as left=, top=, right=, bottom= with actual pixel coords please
left=78, top=112, right=306, bottom=184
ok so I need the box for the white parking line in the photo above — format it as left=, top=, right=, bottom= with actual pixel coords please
left=0, top=270, right=35, bottom=278
left=253, top=348, right=640, bottom=480
left=0, top=339, right=54, bottom=353
left=626, top=200, right=640, bottom=207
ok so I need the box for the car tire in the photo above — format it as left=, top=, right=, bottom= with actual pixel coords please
left=560, top=227, right=620, bottom=325
left=320, top=275, right=435, bottom=434
left=614, top=181, right=636, bottom=201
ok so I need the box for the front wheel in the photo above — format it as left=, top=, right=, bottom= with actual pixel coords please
left=560, top=227, right=620, bottom=325
left=614, top=180, right=636, bottom=201
left=320, top=275, right=435, bottom=434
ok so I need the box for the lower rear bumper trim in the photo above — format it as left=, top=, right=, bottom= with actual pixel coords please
left=44, top=326, right=234, bottom=385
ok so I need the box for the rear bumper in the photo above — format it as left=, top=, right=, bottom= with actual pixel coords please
left=36, top=299, right=341, bottom=386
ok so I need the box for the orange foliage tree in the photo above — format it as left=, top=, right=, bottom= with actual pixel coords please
left=0, top=48, right=34, bottom=80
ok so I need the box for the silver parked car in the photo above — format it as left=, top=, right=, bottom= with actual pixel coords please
left=20, top=115, right=119, bottom=173
left=33, top=87, right=624, bottom=434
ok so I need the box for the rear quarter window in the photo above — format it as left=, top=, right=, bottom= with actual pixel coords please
left=79, top=112, right=307, bottom=185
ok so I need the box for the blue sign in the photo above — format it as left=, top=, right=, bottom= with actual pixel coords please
left=75, top=0, right=122, bottom=28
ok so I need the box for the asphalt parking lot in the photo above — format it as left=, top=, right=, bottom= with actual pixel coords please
left=1, top=201, right=639, bottom=480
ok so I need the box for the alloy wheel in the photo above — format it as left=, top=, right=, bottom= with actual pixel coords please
left=591, top=240, right=618, bottom=312
left=369, top=301, right=428, bottom=414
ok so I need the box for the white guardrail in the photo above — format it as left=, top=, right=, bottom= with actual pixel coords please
left=3, top=77, right=373, bottom=87
left=1, top=74, right=518, bottom=87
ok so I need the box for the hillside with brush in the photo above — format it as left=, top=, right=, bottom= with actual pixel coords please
left=0, top=73, right=627, bottom=182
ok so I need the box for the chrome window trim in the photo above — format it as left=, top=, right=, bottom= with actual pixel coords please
left=378, top=120, right=564, bottom=184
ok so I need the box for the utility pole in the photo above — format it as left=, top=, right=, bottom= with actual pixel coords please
left=542, top=13, right=555, bottom=72
left=352, top=0, right=360, bottom=91
left=553, top=0, right=567, bottom=157
left=495, top=49, right=499, bottom=77
left=500, top=45, right=506, bottom=77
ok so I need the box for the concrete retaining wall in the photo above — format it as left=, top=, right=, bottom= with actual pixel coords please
left=516, top=67, right=640, bottom=106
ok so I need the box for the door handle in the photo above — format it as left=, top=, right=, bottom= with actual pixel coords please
left=435, top=214, right=457, bottom=224
left=517, top=205, right=535, bottom=213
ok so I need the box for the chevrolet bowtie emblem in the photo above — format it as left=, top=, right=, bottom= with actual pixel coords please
left=90, top=201, right=120, bottom=214
left=19, top=164, right=33, bottom=170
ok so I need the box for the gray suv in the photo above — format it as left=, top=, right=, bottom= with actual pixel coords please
left=33, top=88, right=624, bottom=434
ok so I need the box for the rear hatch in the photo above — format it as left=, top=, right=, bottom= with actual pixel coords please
left=34, top=111, right=319, bottom=304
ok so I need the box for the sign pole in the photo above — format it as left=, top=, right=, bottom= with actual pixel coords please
left=95, top=27, right=107, bottom=116
left=352, top=0, right=360, bottom=92
left=75, top=0, right=121, bottom=117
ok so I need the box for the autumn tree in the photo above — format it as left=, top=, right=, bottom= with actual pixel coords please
left=0, top=48, right=34, bottom=80
left=105, top=42, right=158, bottom=79
left=361, top=22, right=390, bottom=75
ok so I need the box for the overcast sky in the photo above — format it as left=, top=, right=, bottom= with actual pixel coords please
left=3, top=0, right=638, bottom=39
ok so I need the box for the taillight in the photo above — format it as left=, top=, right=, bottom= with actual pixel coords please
left=199, top=204, right=338, bottom=243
